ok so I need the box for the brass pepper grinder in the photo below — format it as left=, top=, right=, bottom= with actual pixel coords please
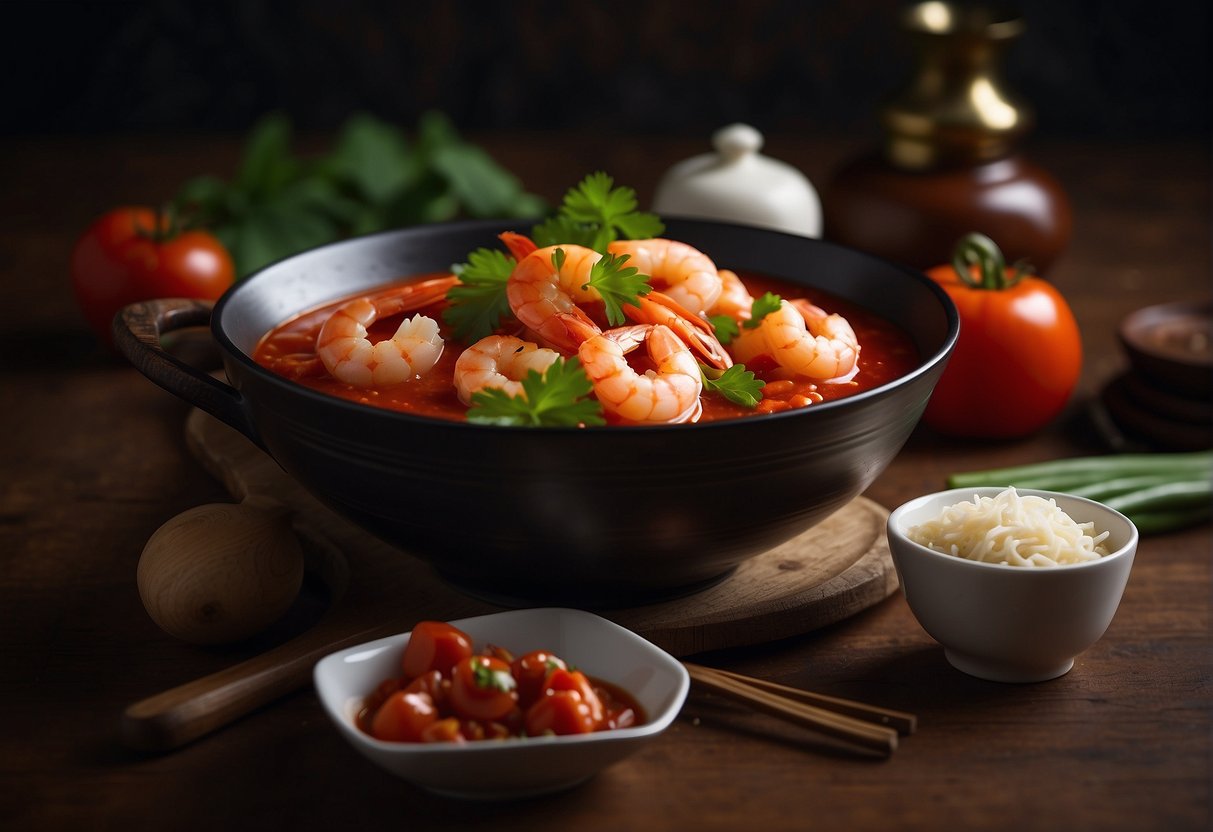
left=823, top=2, right=1072, bottom=271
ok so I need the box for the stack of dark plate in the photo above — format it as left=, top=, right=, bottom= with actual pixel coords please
left=1101, top=301, right=1212, bottom=451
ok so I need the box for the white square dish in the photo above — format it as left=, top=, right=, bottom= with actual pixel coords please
left=313, top=607, right=690, bottom=799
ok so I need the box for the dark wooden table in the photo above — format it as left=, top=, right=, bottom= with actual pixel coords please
left=2, top=133, right=1208, bottom=831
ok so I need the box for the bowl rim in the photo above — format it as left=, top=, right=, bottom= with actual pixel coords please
left=313, top=607, right=690, bottom=755
left=887, top=486, right=1140, bottom=573
left=211, top=217, right=960, bottom=433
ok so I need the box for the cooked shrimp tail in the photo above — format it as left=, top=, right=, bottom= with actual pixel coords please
left=625, top=290, right=733, bottom=369
left=499, top=231, right=538, bottom=262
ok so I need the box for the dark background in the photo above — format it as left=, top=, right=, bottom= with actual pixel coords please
left=3, top=0, right=1209, bottom=141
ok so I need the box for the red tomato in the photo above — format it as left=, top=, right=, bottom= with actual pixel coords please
left=401, top=621, right=474, bottom=679
left=449, top=656, right=519, bottom=721
left=70, top=206, right=234, bottom=347
left=541, top=668, right=605, bottom=727
left=511, top=650, right=568, bottom=708
left=922, top=234, right=1082, bottom=438
left=525, top=690, right=597, bottom=736
left=369, top=691, right=437, bottom=743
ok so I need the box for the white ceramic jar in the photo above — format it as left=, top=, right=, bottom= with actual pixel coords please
left=652, top=123, right=822, bottom=238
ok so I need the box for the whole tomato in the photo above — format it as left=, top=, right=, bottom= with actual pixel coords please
left=401, top=621, right=474, bottom=679
left=70, top=206, right=234, bottom=347
left=369, top=690, right=438, bottom=743
left=524, top=690, right=597, bottom=736
left=448, top=655, right=519, bottom=721
left=922, top=233, right=1082, bottom=438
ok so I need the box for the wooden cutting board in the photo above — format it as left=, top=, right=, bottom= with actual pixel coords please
left=184, top=408, right=899, bottom=657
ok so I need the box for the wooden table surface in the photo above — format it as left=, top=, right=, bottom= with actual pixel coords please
left=1, top=133, right=1209, bottom=831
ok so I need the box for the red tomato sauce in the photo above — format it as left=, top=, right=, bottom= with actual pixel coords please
left=253, top=271, right=920, bottom=423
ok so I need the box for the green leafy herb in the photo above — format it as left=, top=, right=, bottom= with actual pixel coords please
left=583, top=251, right=653, bottom=325
left=709, top=314, right=741, bottom=345
left=467, top=357, right=606, bottom=427
left=531, top=214, right=591, bottom=249
left=701, top=364, right=765, bottom=408
left=745, top=292, right=783, bottom=328
left=531, top=171, right=664, bottom=252
left=175, top=111, right=546, bottom=279
left=472, top=661, right=517, bottom=693
left=443, top=247, right=516, bottom=342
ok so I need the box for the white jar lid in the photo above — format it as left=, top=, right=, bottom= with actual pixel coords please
left=652, top=124, right=821, bottom=238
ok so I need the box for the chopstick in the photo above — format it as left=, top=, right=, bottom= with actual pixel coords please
left=688, top=664, right=917, bottom=735
left=683, top=663, right=915, bottom=756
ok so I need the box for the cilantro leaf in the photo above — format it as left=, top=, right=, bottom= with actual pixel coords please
left=532, top=172, right=664, bottom=252
left=442, top=247, right=515, bottom=342
left=531, top=214, right=597, bottom=249
left=583, top=252, right=653, bottom=326
left=745, top=292, right=783, bottom=328
left=472, top=661, right=517, bottom=692
left=709, top=314, right=740, bottom=345
left=466, top=357, right=606, bottom=427
left=702, top=364, right=765, bottom=408
left=613, top=210, right=666, bottom=241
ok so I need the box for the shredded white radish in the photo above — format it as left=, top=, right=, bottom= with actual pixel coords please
left=907, top=488, right=1110, bottom=567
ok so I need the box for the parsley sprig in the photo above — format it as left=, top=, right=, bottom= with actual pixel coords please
left=701, top=364, right=765, bottom=409
left=709, top=293, right=783, bottom=345
left=443, top=172, right=661, bottom=342
left=443, top=247, right=516, bottom=342
left=467, top=357, right=606, bottom=427
left=533, top=172, right=664, bottom=253
left=709, top=315, right=740, bottom=345
left=746, top=293, right=783, bottom=327
left=581, top=251, right=653, bottom=326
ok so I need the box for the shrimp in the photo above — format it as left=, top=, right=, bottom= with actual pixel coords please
left=316, top=276, right=456, bottom=387
left=607, top=238, right=722, bottom=314
left=625, top=290, right=733, bottom=369
left=578, top=324, right=703, bottom=424
left=731, top=298, right=860, bottom=382
left=711, top=269, right=755, bottom=323
left=453, top=335, right=562, bottom=405
left=506, top=244, right=604, bottom=354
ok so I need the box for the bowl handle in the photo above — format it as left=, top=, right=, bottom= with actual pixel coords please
left=114, top=299, right=259, bottom=445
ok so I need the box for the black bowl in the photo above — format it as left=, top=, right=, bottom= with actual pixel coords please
left=117, top=218, right=958, bottom=606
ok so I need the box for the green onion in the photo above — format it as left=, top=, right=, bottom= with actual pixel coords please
left=1102, top=480, right=1212, bottom=515
left=947, top=451, right=1212, bottom=489
left=1126, top=507, right=1212, bottom=535
left=1067, top=475, right=1188, bottom=502
left=945, top=451, right=1212, bottom=535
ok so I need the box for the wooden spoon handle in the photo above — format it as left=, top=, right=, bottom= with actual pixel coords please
left=121, top=620, right=392, bottom=752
